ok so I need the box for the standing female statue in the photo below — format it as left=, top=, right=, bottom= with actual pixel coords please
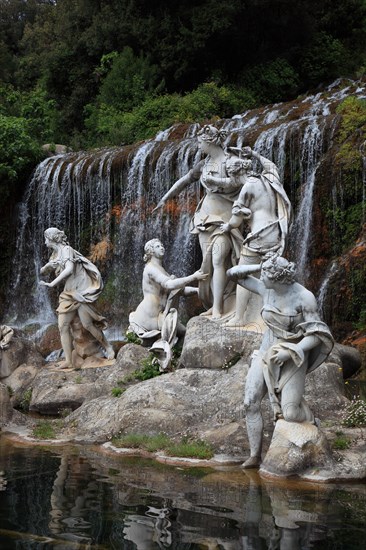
left=228, top=255, right=333, bottom=468
left=155, top=125, right=243, bottom=319
left=40, top=227, right=114, bottom=367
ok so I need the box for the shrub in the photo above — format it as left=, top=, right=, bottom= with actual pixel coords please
left=342, top=397, right=366, bottom=428
left=111, top=387, right=125, bottom=398
left=111, top=433, right=214, bottom=459
left=32, top=421, right=56, bottom=440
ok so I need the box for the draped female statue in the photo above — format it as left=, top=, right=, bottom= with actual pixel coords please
left=228, top=254, right=333, bottom=468
left=40, top=227, right=114, bottom=368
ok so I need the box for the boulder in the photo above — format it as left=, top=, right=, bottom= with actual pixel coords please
left=28, top=344, right=149, bottom=415
left=179, top=317, right=262, bottom=369
left=0, top=332, right=44, bottom=379
left=36, top=324, right=61, bottom=358
left=3, top=365, right=39, bottom=409
left=65, top=362, right=251, bottom=451
left=260, top=420, right=333, bottom=477
left=333, top=343, right=362, bottom=379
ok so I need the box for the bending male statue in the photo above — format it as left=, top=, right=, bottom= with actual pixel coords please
left=40, top=227, right=114, bottom=368
left=129, top=238, right=207, bottom=370
left=228, top=255, right=333, bottom=469
left=210, top=146, right=291, bottom=326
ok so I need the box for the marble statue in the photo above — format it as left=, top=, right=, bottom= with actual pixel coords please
left=154, top=125, right=243, bottom=319
left=128, top=239, right=207, bottom=370
left=214, top=146, right=292, bottom=327
left=40, top=227, right=114, bottom=368
left=227, top=254, right=334, bottom=469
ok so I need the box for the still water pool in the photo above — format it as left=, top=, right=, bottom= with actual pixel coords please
left=0, top=436, right=365, bottom=549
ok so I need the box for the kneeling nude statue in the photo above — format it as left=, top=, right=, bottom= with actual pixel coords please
left=228, top=254, right=333, bottom=469
left=129, top=239, right=207, bottom=371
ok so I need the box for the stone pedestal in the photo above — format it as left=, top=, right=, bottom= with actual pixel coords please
left=179, top=316, right=262, bottom=369
left=71, top=317, right=104, bottom=368
left=260, top=419, right=332, bottom=477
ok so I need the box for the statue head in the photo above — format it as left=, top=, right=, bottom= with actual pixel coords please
left=143, top=239, right=165, bottom=262
left=261, top=254, right=296, bottom=285
left=226, top=155, right=252, bottom=176
left=44, top=227, right=68, bottom=245
left=197, top=125, right=227, bottom=146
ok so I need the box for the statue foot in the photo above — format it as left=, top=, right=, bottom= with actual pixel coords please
left=57, top=360, right=73, bottom=370
left=242, top=456, right=261, bottom=469
left=200, top=308, right=213, bottom=317
left=105, top=345, right=115, bottom=360
left=211, top=312, right=222, bottom=321
left=225, top=316, right=242, bottom=327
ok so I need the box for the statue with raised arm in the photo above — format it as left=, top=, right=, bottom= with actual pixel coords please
left=155, top=125, right=243, bottom=320
left=211, top=146, right=292, bottom=327
left=40, top=227, right=114, bottom=368
left=128, top=239, right=207, bottom=371
left=227, top=255, right=333, bottom=469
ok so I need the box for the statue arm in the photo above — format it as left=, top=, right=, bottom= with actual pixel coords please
left=154, top=160, right=204, bottom=209
left=45, top=260, right=74, bottom=288
left=226, top=264, right=265, bottom=295
left=149, top=265, right=207, bottom=291
left=162, top=270, right=207, bottom=291
left=40, top=246, right=74, bottom=288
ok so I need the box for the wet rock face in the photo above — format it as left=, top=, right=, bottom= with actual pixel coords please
left=0, top=383, right=12, bottom=426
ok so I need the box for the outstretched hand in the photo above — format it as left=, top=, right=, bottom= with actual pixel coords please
left=39, top=280, right=52, bottom=287
left=152, top=200, right=165, bottom=213
left=193, top=270, right=208, bottom=281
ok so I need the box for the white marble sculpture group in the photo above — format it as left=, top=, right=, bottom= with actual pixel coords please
left=38, top=124, right=334, bottom=469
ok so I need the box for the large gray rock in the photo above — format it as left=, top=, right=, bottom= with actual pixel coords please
left=180, top=317, right=262, bottom=369
left=0, top=383, right=12, bottom=426
left=260, top=420, right=332, bottom=477
left=0, top=332, right=43, bottom=379
left=62, top=354, right=347, bottom=452
left=65, top=362, right=251, bottom=453
left=29, top=344, right=150, bottom=415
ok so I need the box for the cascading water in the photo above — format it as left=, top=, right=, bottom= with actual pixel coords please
left=5, top=80, right=365, bottom=330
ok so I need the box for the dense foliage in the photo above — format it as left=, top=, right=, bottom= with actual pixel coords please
left=0, top=0, right=365, bottom=148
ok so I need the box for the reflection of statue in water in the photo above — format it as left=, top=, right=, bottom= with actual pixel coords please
left=128, top=239, right=207, bottom=370
left=213, top=146, right=291, bottom=327
left=228, top=255, right=333, bottom=469
left=123, top=504, right=172, bottom=549
left=155, top=125, right=243, bottom=319
left=40, top=228, right=114, bottom=368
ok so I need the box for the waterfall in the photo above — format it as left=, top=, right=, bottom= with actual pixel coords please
left=4, top=80, right=365, bottom=329
left=317, top=260, right=338, bottom=315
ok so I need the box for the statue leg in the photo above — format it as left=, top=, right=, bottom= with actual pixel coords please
left=78, top=309, right=115, bottom=360
left=210, top=234, right=232, bottom=319
left=58, top=311, right=76, bottom=367
left=226, top=251, right=261, bottom=327
left=243, top=353, right=267, bottom=468
left=280, top=361, right=313, bottom=423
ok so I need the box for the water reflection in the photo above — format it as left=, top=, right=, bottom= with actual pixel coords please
left=0, top=437, right=365, bottom=549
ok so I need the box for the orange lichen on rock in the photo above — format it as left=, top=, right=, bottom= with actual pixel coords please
left=89, top=239, right=113, bottom=263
